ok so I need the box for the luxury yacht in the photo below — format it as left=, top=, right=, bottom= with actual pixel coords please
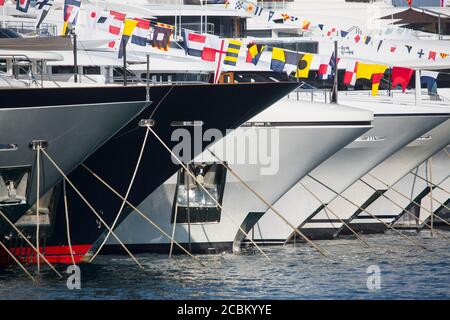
left=250, top=96, right=450, bottom=243
left=103, top=98, right=373, bottom=254
left=0, top=84, right=152, bottom=265
left=10, top=81, right=298, bottom=264
left=344, top=118, right=450, bottom=234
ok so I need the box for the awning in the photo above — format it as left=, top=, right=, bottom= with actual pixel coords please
left=0, top=36, right=73, bottom=51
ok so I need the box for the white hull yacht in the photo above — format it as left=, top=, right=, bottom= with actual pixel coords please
left=103, top=98, right=373, bottom=254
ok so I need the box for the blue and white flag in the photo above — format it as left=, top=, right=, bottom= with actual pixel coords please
left=16, top=0, right=31, bottom=13
left=421, top=70, right=439, bottom=94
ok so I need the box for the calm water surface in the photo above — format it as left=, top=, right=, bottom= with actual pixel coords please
left=1, top=232, right=449, bottom=300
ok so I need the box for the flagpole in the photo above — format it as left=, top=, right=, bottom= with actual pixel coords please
left=415, top=69, right=421, bottom=105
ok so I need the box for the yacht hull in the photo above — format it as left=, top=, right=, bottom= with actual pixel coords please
left=345, top=121, right=450, bottom=234
left=250, top=112, right=450, bottom=243
left=391, top=147, right=450, bottom=230
left=104, top=104, right=372, bottom=254
left=13, top=82, right=299, bottom=263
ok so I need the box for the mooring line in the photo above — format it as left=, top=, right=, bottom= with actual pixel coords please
left=367, top=173, right=450, bottom=230
left=360, top=177, right=449, bottom=239
left=0, top=210, right=62, bottom=278
left=207, top=148, right=327, bottom=257
left=408, top=171, right=450, bottom=197
left=89, top=127, right=150, bottom=263
left=147, top=126, right=271, bottom=261
left=0, top=240, right=36, bottom=282
left=297, top=181, right=371, bottom=248
left=81, top=164, right=206, bottom=266
left=308, top=175, right=428, bottom=250
left=63, top=180, right=76, bottom=266
left=40, top=149, right=144, bottom=269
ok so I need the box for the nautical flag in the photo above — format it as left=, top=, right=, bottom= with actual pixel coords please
left=109, top=10, right=126, bottom=35
left=223, top=39, right=241, bottom=66
left=86, top=6, right=109, bottom=30
left=62, top=0, right=81, bottom=35
left=327, top=28, right=336, bottom=37
left=131, top=19, right=151, bottom=47
left=440, top=52, right=449, bottom=59
left=343, top=60, right=358, bottom=86
left=246, top=43, right=265, bottom=65
left=355, top=62, right=375, bottom=80
left=284, top=51, right=300, bottom=75
left=281, top=13, right=290, bottom=22
left=118, top=18, right=139, bottom=59
left=267, top=10, right=275, bottom=21
left=200, top=34, right=223, bottom=62
left=35, top=0, right=54, bottom=29
left=340, top=30, right=349, bottom=38
left=390, top=45, right=397, bottom=53
left=183, top=30, right=206, bottom=57
left=295, top=53, right=313, bottom=78
left=318, top=24, right=324, bottom=31
left=318, top=53, right=336, bottom=80
left=377, top=40, right=383, bottom=52
left=16, top=0, right=31, bottom=13
left=405, top=45, right=412, bottom=53
left=417, top=49, right=425, bottom=58
left=371, top=64, right=388, bottom=96
left=391, top=67, right=413, bottom=92
left=302, top=20, right=310, bottom=30
left=428, top=50, right=436, bottom=61
left=354, top=34, right=361, bottom=43
left=270, top=47, right=286, bottom=73
left=152, top=24, right=172, bottom=50
left=421, top=70, right=439, bottom=94
left=247, top=3, right=263, bottom=16
left=234, top=0, right=244, bottom=10
left=364, top=36, right=371, bottom=45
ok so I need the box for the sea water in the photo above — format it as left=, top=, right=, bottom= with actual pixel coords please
left=0, top=231, right=449, bottom=300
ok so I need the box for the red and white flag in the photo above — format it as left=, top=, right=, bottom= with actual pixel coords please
left=109, top=10, right=126, bottom=35
left=343, top=60, right=358, bottom=86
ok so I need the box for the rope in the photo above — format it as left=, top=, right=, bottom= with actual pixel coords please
left=147, top=126, right=271, bottom=261
left=428, top=158, right=434, bottom=237
left=367, top=173, right=450, bottom=229
left=39, top=148, right=144, bottom=269
left=0, top=240, right=36, bottom=282
left=308, top=175, right=428, bottom=250
left=63, top=180, right=76, bottom=266
left=207, top=149, right=327, bottom=257
left=297, top=181, right=370, bottom=248
left=0, top=210, right=62, bottom=278
left=89, top=127, right=150, bottom=263
left=81, top=164, right=205, bottom=266
left=408, top=171, right=450, bottom=197
left=360, top=177, right=449, bottom=239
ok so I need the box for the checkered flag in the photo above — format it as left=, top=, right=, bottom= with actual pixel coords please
left=235, top=1, right=244, bottom=10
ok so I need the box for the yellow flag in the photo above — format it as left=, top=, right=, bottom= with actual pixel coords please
left=356, top=62, right=375, bottom=80
left=296, top=53, right=313, bottom=78
left=122, top=19, right=139, bottom=37
left=371, top=64, right=388, bottom=96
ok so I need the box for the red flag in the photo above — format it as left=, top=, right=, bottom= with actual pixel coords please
left=391, top=67, right=414, bottom=92
left=428, top=51, right=436, bottom=61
